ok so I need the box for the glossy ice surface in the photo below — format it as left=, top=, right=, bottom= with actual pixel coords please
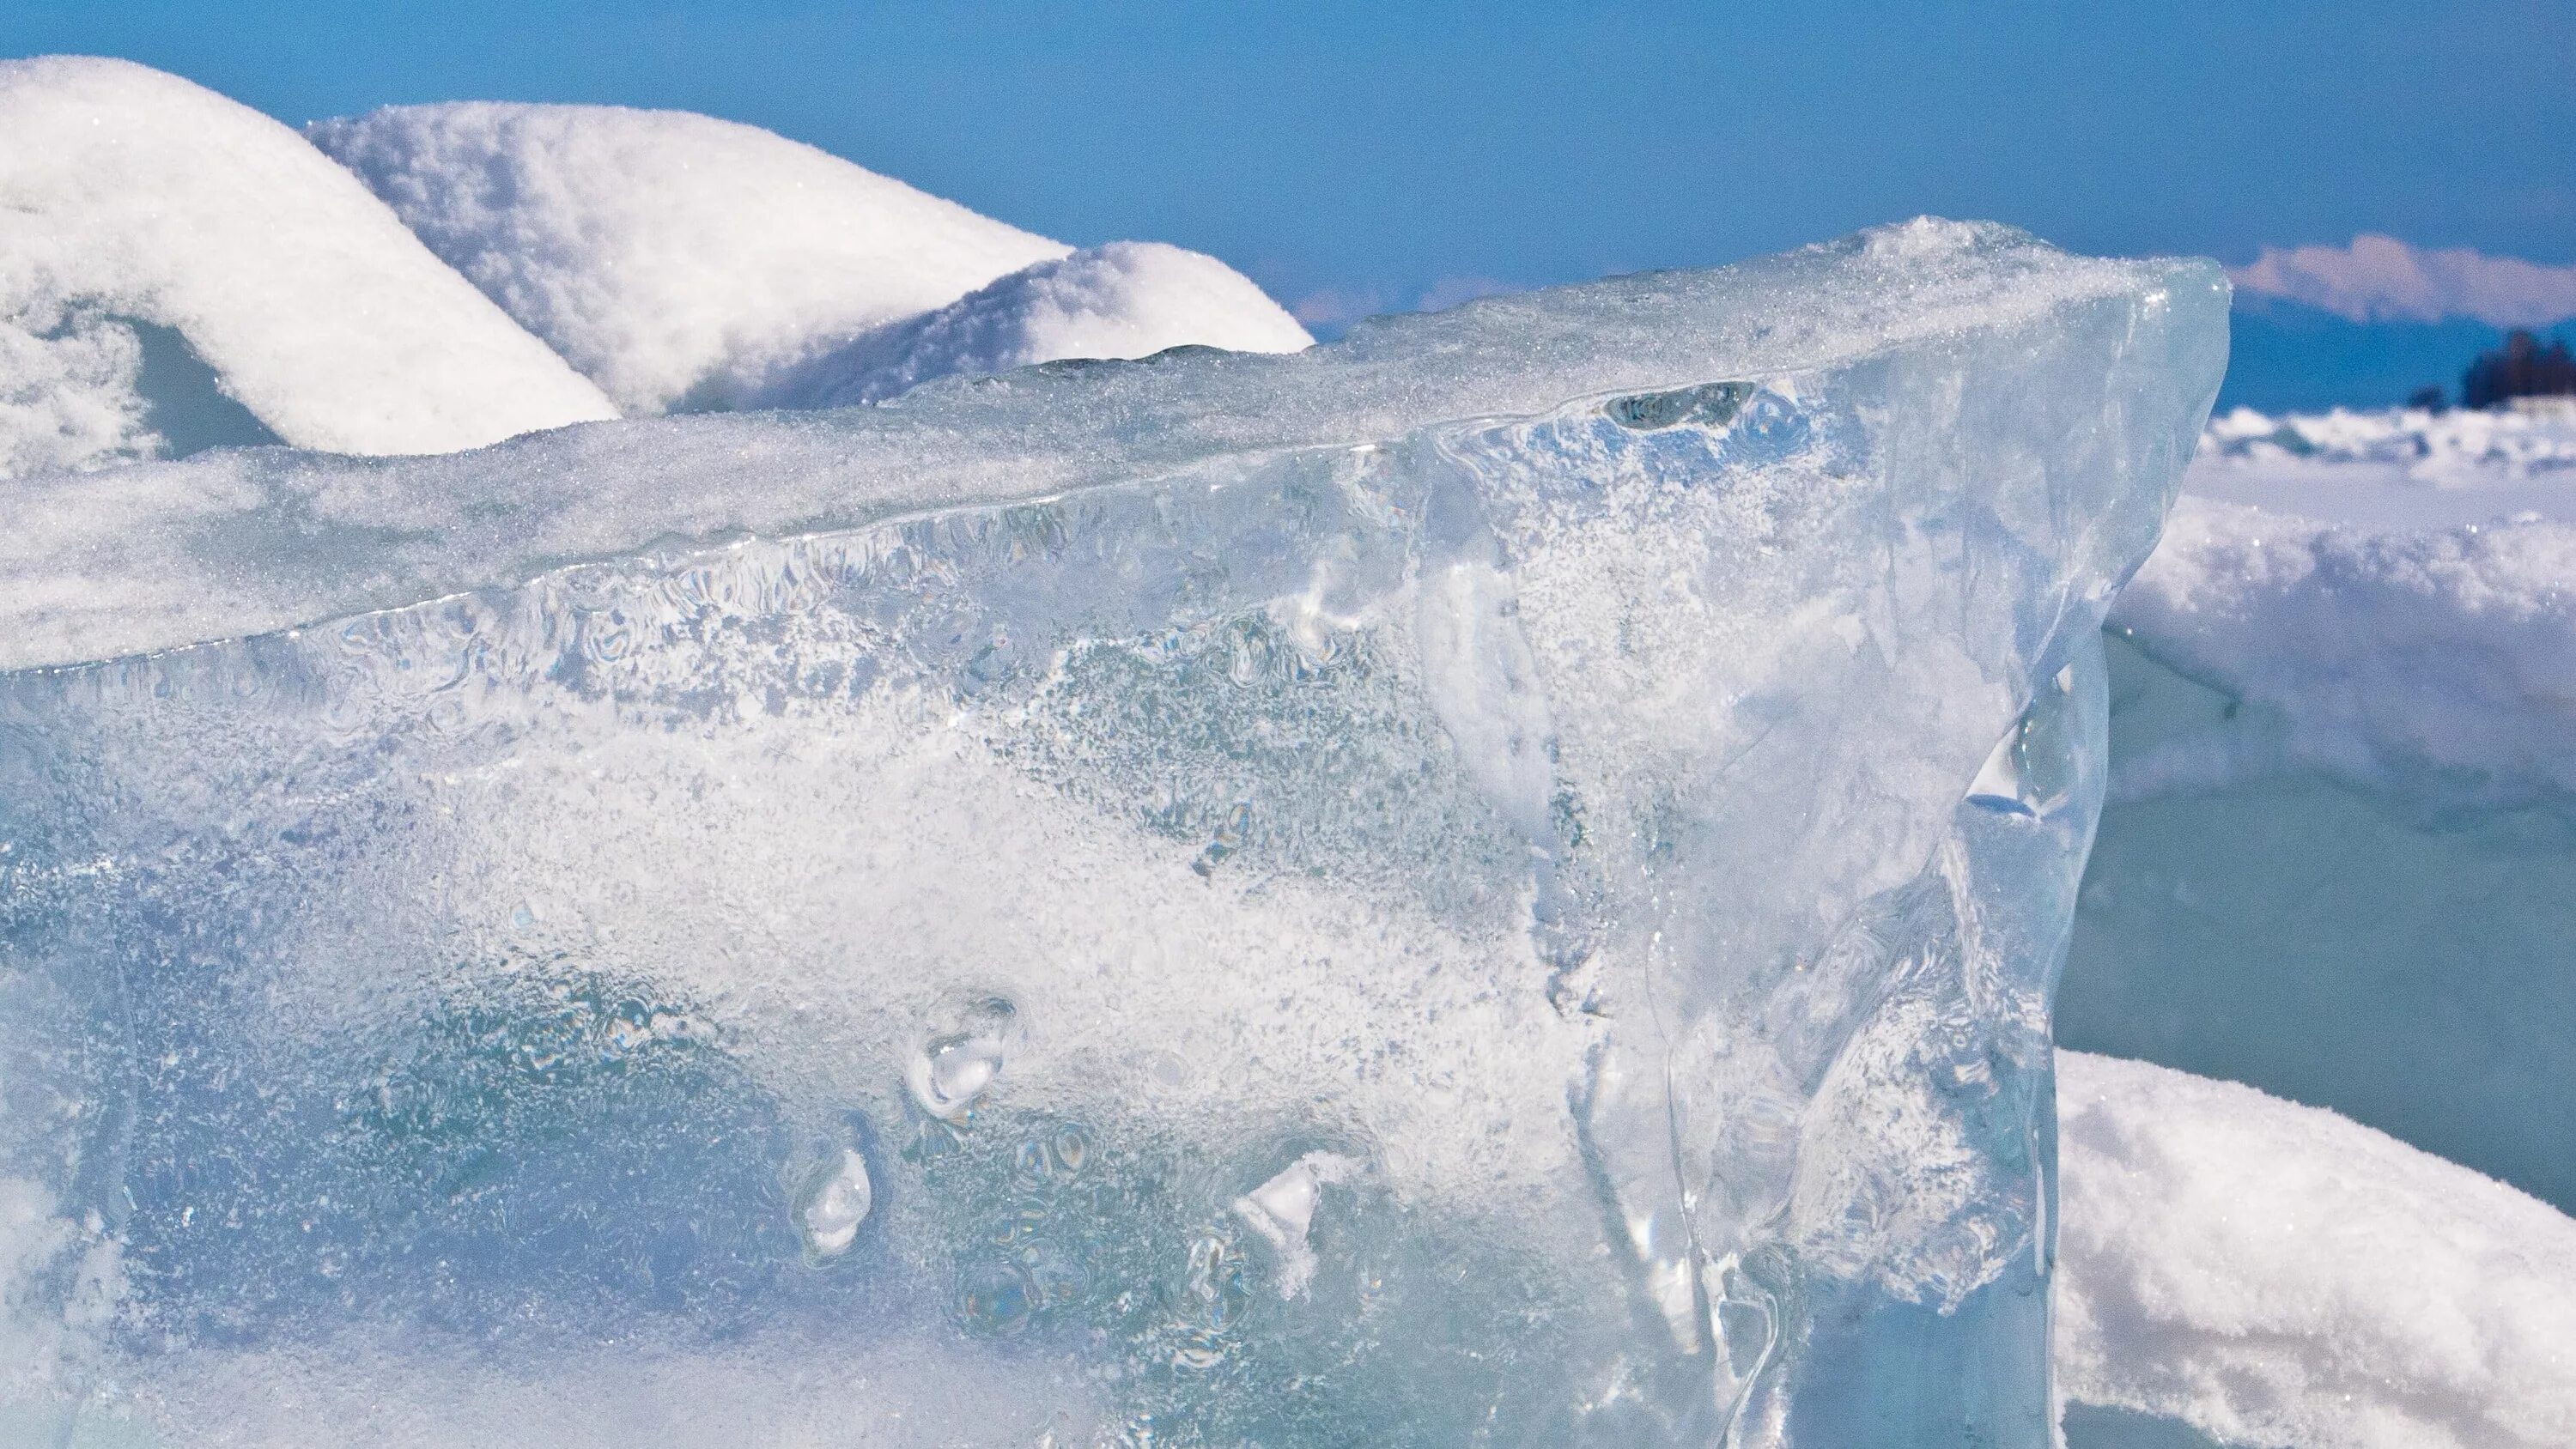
left=0, top=221, right=2223, bottom=1446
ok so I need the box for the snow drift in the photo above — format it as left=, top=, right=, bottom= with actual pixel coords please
left=307, top=100, right=1079, bottom=413
left=2057, top=1051, right=2576, bottom=1449
left=753, top=241, right=1311, bottom=409
left=0, top=56, right=616, bottom=479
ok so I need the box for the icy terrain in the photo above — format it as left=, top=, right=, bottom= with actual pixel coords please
left=750, top=241, right=1313, bottom=409
left=0, top=217, right=2224, bottom=1446
left=0, top=58, right=616, bottom=477
left=6, top=53, right=2570, bottom=1449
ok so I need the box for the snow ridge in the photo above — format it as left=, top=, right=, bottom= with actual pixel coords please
left=2057, top=1051, right=2576, bottom=1449
left=307, top=101, right=1073, bottom=414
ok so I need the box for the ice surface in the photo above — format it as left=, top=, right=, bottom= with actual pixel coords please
left=751, top=242, right=1312, bottom=409
left=0, top=58, right=616, bottom=477
left=0, top=219, right=2223, bottom=1446
left=307, top=101, right=1076, bottom=413
left=2055, top=1051, right=2576, bottom=1449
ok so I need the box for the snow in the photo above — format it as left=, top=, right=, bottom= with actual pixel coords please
left=307, top=100, right=1074, bottom=413
left=0, top=57, right=616, bottom=478
left=2056, top=1051, right=2576, bottom=1449
left=2099, top=404, right=2576, bottom=804
left=2184, top=403, right=2576, bottom=527
left=2108, top=495, right=2576, bottom=806
left=2230, top=234, right=2576, bottom=329
left=751, top=241, right=1310, bottom=409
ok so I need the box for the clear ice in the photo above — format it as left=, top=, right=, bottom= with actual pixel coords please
left=0, top=221, right=2226, bottom=1446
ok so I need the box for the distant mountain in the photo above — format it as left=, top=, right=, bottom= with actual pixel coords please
left=2220, top=237, right=2576, bottom=412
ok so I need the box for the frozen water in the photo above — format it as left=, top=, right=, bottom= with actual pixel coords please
left=2057, top=424, right=2576, bottom=1437
left=0, top=219, right=2223, bottom=1446
left=0, top=58, right=616, bottom=478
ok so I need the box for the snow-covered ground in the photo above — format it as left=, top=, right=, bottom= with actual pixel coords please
left=2057, top=1051, right=2576, bottom=1449
left=2, top=65, right=1308, bottom=485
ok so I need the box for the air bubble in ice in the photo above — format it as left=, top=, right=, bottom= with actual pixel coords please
left=907, top=997, right=1020, bottom=1121
left=954, top=1260, right=1036, bottom=1336
left=793, top=1148, right=873, bottom=1262
left=1231, top=1151, right=1364, bottom=1299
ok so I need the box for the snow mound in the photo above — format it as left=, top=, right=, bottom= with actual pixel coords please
left=753, top=241, right=1311, bottom=409
left=307, top=101, right=1072, bottom=414
left=2108, top=495, right=2576, bottom=806
left=2057, top=1051, right=2576, bottom=1449
left=0, top=57, right=616, bottom=478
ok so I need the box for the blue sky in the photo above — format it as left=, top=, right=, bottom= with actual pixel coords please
left=9, top=1, right=2573, bottom=320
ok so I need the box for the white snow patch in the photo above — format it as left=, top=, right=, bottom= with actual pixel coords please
left=2109, top=493, right=2576, bottom=805
left=2231, top=234, right=2576, bottom=329
left=753, top=241, right=1309, bottom=409
left=2184, top=403, right=2576, bottom=527
left=0, top=56, right=616, bottom=477
left=2056, top=1051, right=2576, bottom=1449
left=307, top=100, right=1072, bottom=414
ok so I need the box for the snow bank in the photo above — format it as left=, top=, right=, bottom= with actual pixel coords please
left=2108, top=496, right=2576, bottom=806
left=2056, top=1051, right=2576, bottom=1449
left=0, top=57, right=616, bottom=478
left=753, top=241, right=1310, bottom=409
left=307, top=101, right=1072, bottom=414
left=2067, top=422, right=2576, bottom=1212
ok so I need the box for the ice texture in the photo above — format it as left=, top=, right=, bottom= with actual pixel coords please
left=2056, top=1052, right=2576, bottom=1449
left=0, top=58, right=617, bottom=478
left=0, top=220, right=2225, bottom=1446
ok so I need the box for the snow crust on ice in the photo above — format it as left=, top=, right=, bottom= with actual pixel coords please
left=0, top=217, right=2217, bottom=674
left=307, top=100, right=1075, bottom=414
left=0, top=57, right=616, bottom=477
left=752, top=241, right=1312, bottom=409
left=2056, top=1051, right=2576, bottom=1449
left=2185, top=403, right=2576, bottom=527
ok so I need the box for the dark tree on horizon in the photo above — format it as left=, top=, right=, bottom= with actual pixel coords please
left=2462, top=330, right=2576, bottom=409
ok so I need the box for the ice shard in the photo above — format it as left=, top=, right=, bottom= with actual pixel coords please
left=0, top=221, right=2224, bottom=1446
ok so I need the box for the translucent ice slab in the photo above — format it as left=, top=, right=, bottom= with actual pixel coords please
left=0, top=221, right=2225, bottom=1446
